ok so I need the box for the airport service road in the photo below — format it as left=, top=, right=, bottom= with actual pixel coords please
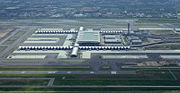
left=0, top=71, right=136, bottom=75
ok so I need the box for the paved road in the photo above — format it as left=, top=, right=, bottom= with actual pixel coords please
left=0, top=71, right=136, bottom=74
left=48, top=78, right=55, bottom=86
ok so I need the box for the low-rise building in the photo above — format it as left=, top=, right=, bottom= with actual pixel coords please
left=104, top=39, right=122, bottom=44
left=132, top=39, right=142, bottom=45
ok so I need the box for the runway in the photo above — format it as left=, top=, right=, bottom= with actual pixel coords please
left=0, top=71, right=136, bottom=75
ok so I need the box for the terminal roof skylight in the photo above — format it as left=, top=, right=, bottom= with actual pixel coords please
left=77, top=31, right=100, bottom=42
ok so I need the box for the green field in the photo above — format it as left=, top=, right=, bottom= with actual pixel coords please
left=0, top=69, right=180, bottom=91
left=1, top=87, right=180, bottom=92
left=136, top=18, right=180, bottom=23
left=149, top=30, right=175, bottom=35
left=145, top=44, right=180, bottom=50
left=0, top=65, right=91, bottom=71
left=0, top=70, right=177, bottom=85
left=0, top=67, right=90, bottom=71
left=100, top=66, right=111, bottom=71
left=0, top=79, right=49, bottom=85
left=0, top=46, right=7, bottom=53
left=0, top=91, right=179, bottom=93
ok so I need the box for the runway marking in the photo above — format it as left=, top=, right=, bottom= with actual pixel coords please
left=67, top=71, right=71, bottom=74
left=48, top=78, right=55, bottom=86
left=90, top=71, right=94, bottom=74
left=21, top=71, right=26, bottom=74
left=111, top=71, right=117, bottom=74
left=48, top=71, right=56, bottom=74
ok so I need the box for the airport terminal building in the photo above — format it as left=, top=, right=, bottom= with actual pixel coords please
left=77, top=31, right=100, bottom=46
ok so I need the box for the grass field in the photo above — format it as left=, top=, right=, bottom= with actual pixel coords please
left=0, top=65, right=89, bottom=68
left=145, top=44, right=180, bottom=50
left=0, top=68, right=180, bottom=91
left=149, top=30, right=175, bottom=35
left=137, top=18, right=180, bottom=23
left=0, top=79, right=49, bottom=85
left=0, top=46, right=7, bottom=53
left=1, top=87, right=180, bottom=92
left=100, top=66, right=111, bottom=71
left=0, top=69, right=177, bottom=85
left=0, top=68, right=90, bottom=71
left=0, top=65, right=91, bottom=71
left=0, top=91, right=180, bottom=93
